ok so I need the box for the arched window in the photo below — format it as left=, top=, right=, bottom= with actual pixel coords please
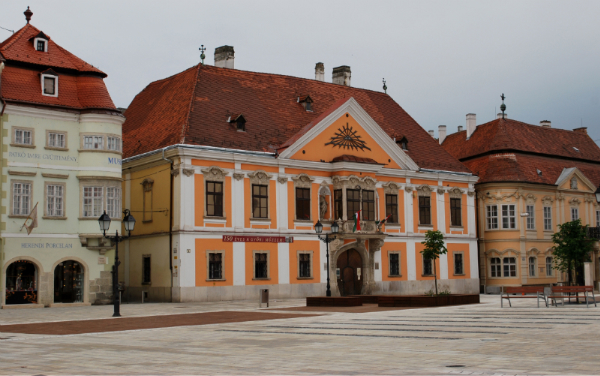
left=54, top=261, right=84, bottom=303
left=5, top=260, right=37, bottom=305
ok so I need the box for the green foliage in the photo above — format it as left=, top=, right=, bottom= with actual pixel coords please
left=425, top=289, right=451, bottom=297
left=551, top=219, right=594, bottom=285
left=421, top=230, right=448, bottom=295
left=438, top=289, right=451, bottom=296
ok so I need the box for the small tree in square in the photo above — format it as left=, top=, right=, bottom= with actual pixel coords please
left=551, top=219, right=594, bottom=285
left=421, top=230, right=448, bottom=295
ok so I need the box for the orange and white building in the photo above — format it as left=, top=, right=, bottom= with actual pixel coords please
left=120, top=47, right=479, bottom=302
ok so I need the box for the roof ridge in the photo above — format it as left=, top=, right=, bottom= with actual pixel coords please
left=0, top=23, right=35, bottom=51
left=181, top=63, right=202, bottom=143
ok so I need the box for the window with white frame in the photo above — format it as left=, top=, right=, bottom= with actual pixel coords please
left=83, top=135, right=103, bottom=150
left=503, top=257, right=517, bottom=277
left=42, top=75, right=57, bottom=96
left=106, top=187, right=121, bottom=219
left=571, top=207, right=579, bottom=221
left=487, top=205, right=498, bottom=229
left=490, top=257, right=501, bottom=277
left=47, top=132, right=66, bottom=149
left=544, top=206, right=552, bottom=231
left=83, top=187, right=103, bottom=217
left=107, top=136, right=121, bottom=152
left=14, top=128, right=32, bottom=146
left=546, top=256, right=553, bottom=276
left=12, top=182, right=31, bottom=215
left=46, top=184, right=64, bottom=217
left=528, top=257, right=536, bottom=277
left=502, top=204, right=516, bottom=229
left=526, top=205, right=535, bottom=229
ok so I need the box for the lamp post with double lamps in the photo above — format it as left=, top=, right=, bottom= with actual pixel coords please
left=98, top=209, right=136, bottom=317
left=314, top=220, right=339, bottom=297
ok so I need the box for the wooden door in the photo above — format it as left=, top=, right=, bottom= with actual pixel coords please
left=337, top=249, right=363, bottom=296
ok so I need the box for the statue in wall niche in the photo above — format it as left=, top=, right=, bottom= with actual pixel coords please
left=319, top=195, right=328, bottom=219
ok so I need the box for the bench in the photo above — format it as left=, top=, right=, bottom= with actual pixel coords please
left=501, top=286, right=546, bottom=308
left=546, top=286, right=597, bottom=308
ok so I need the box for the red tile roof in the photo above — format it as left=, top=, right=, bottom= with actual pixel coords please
left=123, top=64, right=470, bottom=174
left=0, top=23, right=116, bottom=111
left=331, top=155, right=380, bottom=164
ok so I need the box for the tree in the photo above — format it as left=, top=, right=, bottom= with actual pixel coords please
left=421, top=230, right=448, bottom=295
left=551, top=219, right=595, bottom=285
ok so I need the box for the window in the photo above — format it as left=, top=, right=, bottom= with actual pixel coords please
left=362, top=190, right=375, bottom=221
left=36, top=40, right=45, bottom=51
left=254, top=253, right=268, bottom=279
left=487, top=205, right=498, bottom=229
left=46, top=184, right=64, bottom=217
left=529, top=257, right=536, bottom=277
left=334, top=189, right=343, bottom=220
left=206, top=182, right=223, bottom=217
left=48, top=132, right=66, bottom=149
left=423, top=257, right=433, bottom=276
left=526, top=205, right=535, bottom=230
left=450, top=198, right=461, bottom=226
left=142, top=256, right=151, bottom=284
left=12, top=182, right=31, bottom=215
left=503, top=257, right=516, bottom=277
left=419, top=196, right=431, bottom=225
left=490, top=257, right=501, bottom=277
left=571, top=208, right=579, bottom=221
left=346, top=189, right=360, bottom=218
left=107, top=187, right=121, bottom=219
left=501, top=204, right=516, bottom=229
left=546, top=257, right=553, bottom=276
left=15, top=129, right=32, bottom=145
left=84, top=135, right=103, bottom=150
left=453, top=253, right=464, bottom=275
left=208, top=253, right=223, bottom=280
left=298, top=253, right=311, bottom=278
left=295, top=187, right=310, bottom=220
left=544, top=206, right=552, bottom=231
left=43, top=76, right=56, bottom=95
left=385, top=194, right=398, bottom=223
left=107, top=137, right=121, bottom=152
left=83, top=187, right=103, bottom=217
left=252, top=185, right=268, bottom=218
left=570, top=177, right=578, bottom=189
left=596, top=210, right=600, bottom=227
left=389, top=253, right=400, bottom=276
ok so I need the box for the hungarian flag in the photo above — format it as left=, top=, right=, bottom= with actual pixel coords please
left=377, top=214, right=392, bottom=226
left=353, top=210, right=361, bottom=232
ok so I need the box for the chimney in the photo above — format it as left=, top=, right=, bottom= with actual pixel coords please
left=540, top=120, right=551, bottom=128
left=458, top=125, right=463, bottom=132
left=332, top=66, right=351, bottom=86
left=315, top=63, right=324, bottom=81
left=428, top=130, right=435, bottom=138
left=496, top=113, right=508, bottom=119
left=214, top=46, right=234, bottom=69
left=438, top=125, right=447, bottom=144
left=573, top=127, right=588, bottom=134
left=466, top=113, right=476, bottom=139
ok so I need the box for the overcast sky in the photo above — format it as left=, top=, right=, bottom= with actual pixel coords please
left=2, top=0, right=599, bottom=144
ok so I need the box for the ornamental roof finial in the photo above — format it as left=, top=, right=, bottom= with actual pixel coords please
left=199, top=45, right=206, bottom=65
left=500, top=93, right=506, bottom=119
left=24, top=6, right=33, bottom=24
left=382, top=78, right=387, bottom=94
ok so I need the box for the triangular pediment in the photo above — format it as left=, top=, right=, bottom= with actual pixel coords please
left=278, top=97, right=419, bottom=170
left=556, top=167, right=596, bottom=192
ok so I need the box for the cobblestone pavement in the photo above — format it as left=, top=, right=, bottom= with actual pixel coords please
left=0, top=295, right=599, bottom=375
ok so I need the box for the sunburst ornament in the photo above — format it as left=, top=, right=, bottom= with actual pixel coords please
left=325, top=123, right=371, bottom=151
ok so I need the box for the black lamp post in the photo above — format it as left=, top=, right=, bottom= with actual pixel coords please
left=98, top=209, right=136, bottom=317
left=315, top=220, right=339, bottom=297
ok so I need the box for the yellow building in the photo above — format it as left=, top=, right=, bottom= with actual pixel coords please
left=120, top=49, right=479, bottom=302
left=442, top=113, right=600, bottom=293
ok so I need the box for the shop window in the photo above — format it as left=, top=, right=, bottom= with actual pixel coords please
left=526, top=205, right=535, bottom=229
left=298, top=252, right=311, bottom=278
left=5, top=260, right=37, bottom=305
left=503, top=257, right=516, bottom=277
left=12, top=181, right=32, bottom=215
left=423, top=257, right=433, bottom=276
left=501, top=204, right=516, bottom=229
left=334, top=189, right=343, bottom=220
left=346, top=189, right=360, bottom=218
left=46, top=184, right=64, bottom=217
left=419, top=196, right=431, bottom=225
left=490, top=257, right=501, bottom=277
left=486, top=205, right=498, bottom=229
left=252, top=184, right=269, bottom=218
left=546, top=257, right=553, bottom=276
left=206, top=181, right=224, bottom=217
left=295, top=187, right=311, bottom=220
left=544, top=207, right=552, bottom=230
left=142, top=256, right=151, bottom=284
left=53, top=260, right=84, bottom=303
left=254, top=252, right=268, bottom=279
left=208, top=252, right=223, bottom=280
left=83, top=187, right=103, bottom=217
left=385, top=194, right=398, bottom=223
left=450, top=198, right=461, bottom=226
left=389, top=252, right=400, bottom=276
left=454, top=253, right=464, bottom=275
left=529, top=257, right=536, bottom=277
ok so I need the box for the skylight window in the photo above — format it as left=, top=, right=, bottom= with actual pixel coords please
left=573, top=147, right=580, bottom=152
left=536, top=169, right=542, bottom=176
left=297, top=96, right=313, bottom=112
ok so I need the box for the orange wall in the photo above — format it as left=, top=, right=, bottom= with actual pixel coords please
left=195, top=174, right=204, bottom=227
left=195, top=239, right=233, bottom=287
left=289, top=240, right=321, bottom=284
left=447, top=243, right=471, bottom=279
left=245, top=242, right=279, bottom=285
left=381, top=242, right=408, bottom=281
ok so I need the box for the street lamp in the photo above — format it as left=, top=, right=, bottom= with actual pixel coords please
left=98, top=209, right=136, bottom=317
left=315, top=220, right=339, bottom=297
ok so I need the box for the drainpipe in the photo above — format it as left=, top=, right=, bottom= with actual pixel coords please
left=161, top=148, right=174, bottom=300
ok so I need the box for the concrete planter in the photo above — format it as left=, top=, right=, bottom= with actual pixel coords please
left=377, top=294, right=480, bottom=307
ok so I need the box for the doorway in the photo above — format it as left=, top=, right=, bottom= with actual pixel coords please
left=337, top=249, right=363, bottom=296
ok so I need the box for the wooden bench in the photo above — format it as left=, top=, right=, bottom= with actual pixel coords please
left=546, top=286, right=597, bottom=308
left=501, top=286, right=546, bottom=308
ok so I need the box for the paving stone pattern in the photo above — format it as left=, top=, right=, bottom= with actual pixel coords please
left=0, top=295, right=598, bottom=375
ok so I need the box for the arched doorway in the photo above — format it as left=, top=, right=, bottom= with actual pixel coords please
left=54, top=261, right=84, bottom=303
left=5, top=260, right=38, bottom=305
left=337, top=249, right=363, bottom=296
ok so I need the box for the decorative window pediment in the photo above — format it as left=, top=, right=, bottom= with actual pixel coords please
left=416, top=185, right=432, bottom=197
left=569, top=197, right=581, bottom=206
left=542, top=196, right=554, bottom=205
left=332, top=175, right=377, bottom=190
left=291, top=173, right=314, bottom=188
left=382, top=182, right=401, bottom=194
left=247, top=170, right=272, bottom=185
left=201, top=166, right=228, bottom=182
left=448, top=187, right=464, bottom=199
left=141, top=178, right=154, bottom=192
left=525, top=193, right=537, bottom=204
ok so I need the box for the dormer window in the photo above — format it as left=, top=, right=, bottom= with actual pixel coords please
left=31, top=32, right=49, bottom=53
left=40, top=69, right=58, bottom=97
left=36, top=40, right=45, bottom=52
left=396, top=137, right=408, bottom=151
left=228, top=114, right=246, bottom=132
left=297, top=95, right=313, bottom=112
